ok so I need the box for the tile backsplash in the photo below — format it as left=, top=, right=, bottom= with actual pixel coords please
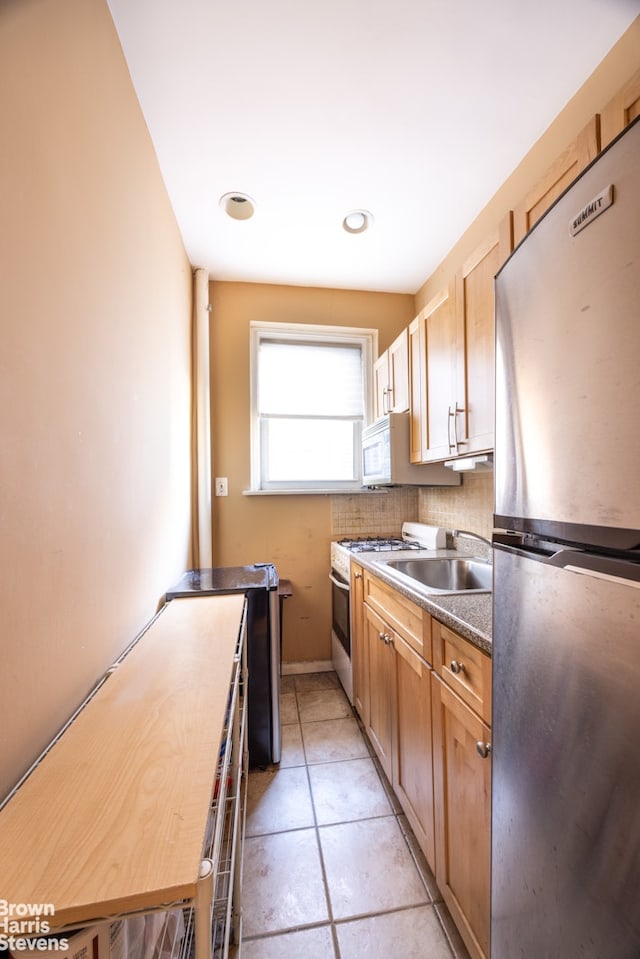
left=330, top=471, right=493, bottom=541
left=418, top=470, right=493, bottom=541
left=330, top=487, right=418, bottom=538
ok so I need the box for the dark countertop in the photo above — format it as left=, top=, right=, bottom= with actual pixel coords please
left=354, top=551, right=493, bottom=655
left=166, top=564, right=277, bottom=598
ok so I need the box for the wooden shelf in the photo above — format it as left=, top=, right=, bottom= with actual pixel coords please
left=0, top=593, right=245, bottom=930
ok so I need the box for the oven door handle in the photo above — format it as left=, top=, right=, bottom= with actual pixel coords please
left=329, top=572, right=351, bottom=592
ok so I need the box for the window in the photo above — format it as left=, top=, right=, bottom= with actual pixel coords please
left=250, top=322, right=376, bottom=492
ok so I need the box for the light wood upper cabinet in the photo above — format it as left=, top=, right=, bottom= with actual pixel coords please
left=407, top=71, right=639, bottom=466
left=388, top=328, right=410, bottom=412
left=409, top=284, right=458, bottom=463
left=373, top=328, right=409, bottom=418
left=513, top=114, right=601, bottom=245
left=425, top=285, right=459, bottom=461
left=453, top=213, right=513, bottom=456
left=373, top=352, right=390, bottom=419
left=601, top=65, right=640, bottom=148
left=408, top=316, right=425, bottom=463
left=410, top=216, right=512, bottom=463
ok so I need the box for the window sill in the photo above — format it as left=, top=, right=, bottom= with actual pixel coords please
left=242, top=487, right=387, bottom=496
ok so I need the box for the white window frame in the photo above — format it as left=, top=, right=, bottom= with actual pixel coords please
left=248, top=321, right=377, bottom=493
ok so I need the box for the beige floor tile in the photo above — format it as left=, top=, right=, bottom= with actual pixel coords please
left=308, top=758, right=392, bottom=825
left=319, top=816, right=429, bottom=920
left=336, top=905, right=454, bottom=959
left=294, top=671, right=340, bottom=692
left=280, top=690, right=299, bottom=724
left=242, top=829, right=329, bottom=937
left=278, top=723, right=306, bottom=768
left=246, top=766, right=315, bottom=836
left=240, top=673, right=465, bottom=959
left=297, top=687, right=352, bottom=722
left=280, top=674, right=296, bottom=693
left=241, top=925, right=336, bottom=959
left=302, top=717, right=370, bottom=765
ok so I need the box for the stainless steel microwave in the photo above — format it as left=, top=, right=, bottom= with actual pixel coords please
left=361, top=412, right=460, bottom=487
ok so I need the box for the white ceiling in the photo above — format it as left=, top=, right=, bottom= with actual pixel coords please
left=107, top=0, right=638, bottom=294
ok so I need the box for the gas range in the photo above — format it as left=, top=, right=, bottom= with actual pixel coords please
left=331, top=536, right=412, bottom=581
left=330, top=522, right=447, bottom=581
left=329, top=523, right=448, bottom=705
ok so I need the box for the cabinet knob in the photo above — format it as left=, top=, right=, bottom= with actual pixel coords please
left=476, top=741, right=492, bottom=759
left=379, top=631, right=386, bottom=642
left=354, top=571, right=362, bottom=579
left=449, top=659, right=465, bottom=674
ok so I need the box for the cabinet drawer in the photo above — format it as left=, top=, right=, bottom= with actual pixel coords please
left=364, top=571, right=431, bottom=661
left=433, top=621, right=491, bottom=724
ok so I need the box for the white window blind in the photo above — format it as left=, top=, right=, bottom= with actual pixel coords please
left=250, top=325, right=375, bottom=492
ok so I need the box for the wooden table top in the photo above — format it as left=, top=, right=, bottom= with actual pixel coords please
left=0, top=594, right=245, bottom=928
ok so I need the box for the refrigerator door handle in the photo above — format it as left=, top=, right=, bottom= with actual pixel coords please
left=544, top=548, right=640, bottom=589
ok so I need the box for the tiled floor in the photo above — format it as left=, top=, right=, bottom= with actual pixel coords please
left=238, top=671, right=471, bottom=959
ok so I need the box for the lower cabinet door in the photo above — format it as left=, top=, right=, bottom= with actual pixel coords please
left=432, top=674, right=491, bottom=959
left=364, top=603, right=395, bottom=781
left=393, top=634, right=436, bottom=871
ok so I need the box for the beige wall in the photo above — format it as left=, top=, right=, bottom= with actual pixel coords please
left=414, top=18, right=639, bottom=538
left=1, top=2, right=635, bottom=794
left=416, top=18, right=640, bottom=311
left=0, top=0, right=193, bottom=797
left=210, top=23, right=639, bottom=669
left=209, top=282, right=415, bottom=664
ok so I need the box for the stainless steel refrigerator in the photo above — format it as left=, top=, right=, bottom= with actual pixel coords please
left=492, top=116, right=640, bottom=958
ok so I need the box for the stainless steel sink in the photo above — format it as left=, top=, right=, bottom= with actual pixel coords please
left=383, top=557, right=492, bottom=594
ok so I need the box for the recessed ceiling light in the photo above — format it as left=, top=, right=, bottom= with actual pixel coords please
left=220, top=192, right=255, bottom=221
left=342, top=210, right=373, bottom=234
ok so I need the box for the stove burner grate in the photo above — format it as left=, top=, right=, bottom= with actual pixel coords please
left=337, top=537, right=420, bottom=553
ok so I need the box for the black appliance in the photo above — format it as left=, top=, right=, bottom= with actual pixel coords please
left=166, top=564, right=280, bottom=768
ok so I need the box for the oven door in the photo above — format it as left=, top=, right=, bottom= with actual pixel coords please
left=329, top=569, right=353, bottom=704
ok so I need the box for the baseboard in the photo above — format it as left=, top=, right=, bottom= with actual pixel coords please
left=282, top=659, right=334, bottom=676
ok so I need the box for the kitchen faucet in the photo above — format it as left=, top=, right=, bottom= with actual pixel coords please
left=452, top=529, right=493, bottom=556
